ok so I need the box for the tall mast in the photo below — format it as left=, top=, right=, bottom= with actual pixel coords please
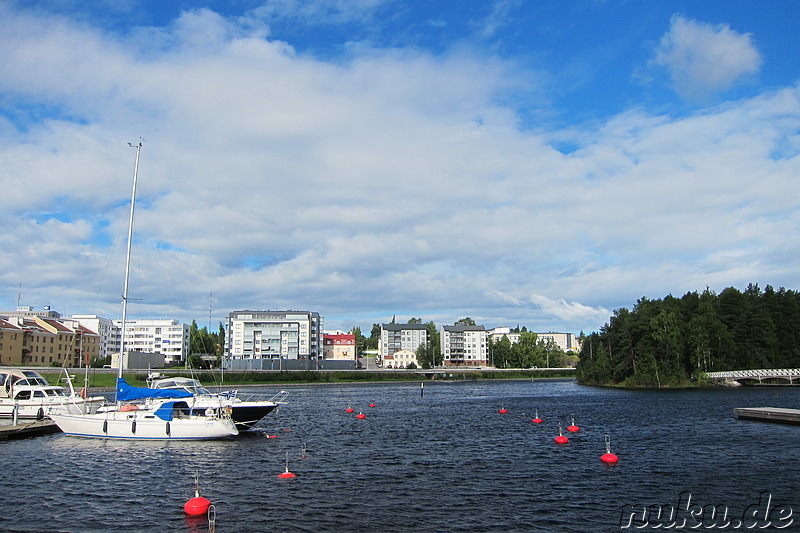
left=119, top=141, right=142, bottom=382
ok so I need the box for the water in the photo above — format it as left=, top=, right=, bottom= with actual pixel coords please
left=1, top=380, right=798, bottom=532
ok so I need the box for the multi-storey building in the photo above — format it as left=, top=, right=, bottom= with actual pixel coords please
left=0, top=318, right=24, bottom=366
left=323, top=333, right=356, bottom=360
left=441, top=325, right=488, bottom=367
left=379, top=323, right=427, bottom=368
left=111, top=319, right=190, bottom=365
left=227, top=310, right=323, bottom=360
left=487, top=327, right=580, bottom=352
left=0, top=316, right=99, bottom=367
left=70, top=315, right=116, bottom=360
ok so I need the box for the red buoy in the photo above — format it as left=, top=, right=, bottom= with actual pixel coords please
left=601, top=435, right=619, bottom=463
left=555, top=424, right=569, bottom=444
left=567, top=414, right=580, bottom=432
left=345, top=407, right=354, bottom=413
left=278, top=451, right=297, bottom=479
left=499, top=407, right=508, bottom=414
left=184, top=472, right=211, bottom=516
left=369, top=403, right=377, bottom=407
left=532, top=409, right=542, bottom=423
left=184, top=495, right=211, bottom=516
left=356, top=412, right=366, bottom=419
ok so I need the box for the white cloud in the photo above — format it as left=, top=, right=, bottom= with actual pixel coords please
left=653, top=15, right=762, bottom=100
left=0, top=5, right=798, bottom=335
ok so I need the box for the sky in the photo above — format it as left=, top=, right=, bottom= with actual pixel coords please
left=1, top=0, right=798, bottom=336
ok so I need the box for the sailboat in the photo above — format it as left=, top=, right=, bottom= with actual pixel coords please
left=48, top=141, right=238, bottom=440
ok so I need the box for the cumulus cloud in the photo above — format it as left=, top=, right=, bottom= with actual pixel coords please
left=0, top=4, right=798, bottom=336
left=653, top=14, right=762, bottom=100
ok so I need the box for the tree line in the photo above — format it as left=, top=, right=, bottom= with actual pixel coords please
left=576, top=284, right=800, bottom=387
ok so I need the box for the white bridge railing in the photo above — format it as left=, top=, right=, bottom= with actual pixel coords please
left=706, top=368, right=800, bottom=381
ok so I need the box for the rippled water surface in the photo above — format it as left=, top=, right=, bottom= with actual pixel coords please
left=1, top=379, right=799, bottom=532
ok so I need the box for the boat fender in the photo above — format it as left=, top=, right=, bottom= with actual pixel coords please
left=79, top=388, right=87, bottom=399
left=166, top=421, right=171, bottom=437
left=37, top=407, right=44, bottom=420
left=131, top=420, right=136, bottom=434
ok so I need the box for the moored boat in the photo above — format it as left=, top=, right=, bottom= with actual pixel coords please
left=47, top=141, right=237, bottom=440
left=146, top=373, right=288, bottom=431
left=0, top=368, right=104, bottom=420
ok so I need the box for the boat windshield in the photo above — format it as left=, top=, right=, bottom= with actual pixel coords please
left=153, top=379, right=213, bottom=396
left=16, top=377, right=49, bottom=387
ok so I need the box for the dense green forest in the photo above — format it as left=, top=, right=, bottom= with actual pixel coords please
left=576, top=284, right=800, bottom=387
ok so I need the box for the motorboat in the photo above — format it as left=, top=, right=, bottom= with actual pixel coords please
left=47, top=141, right=237, bottom=440
left=0, top=368, right=104, bottom=420
left=146, top=373, right=288, bottom=431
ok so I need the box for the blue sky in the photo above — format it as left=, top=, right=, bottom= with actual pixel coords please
left=1, top=0, right=799, bottom=335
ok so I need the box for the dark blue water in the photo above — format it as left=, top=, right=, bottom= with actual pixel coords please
left=1, top=380, right=798, bottom=532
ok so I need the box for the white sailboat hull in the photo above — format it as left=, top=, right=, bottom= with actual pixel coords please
left=48, top=410, right=238, bottom=440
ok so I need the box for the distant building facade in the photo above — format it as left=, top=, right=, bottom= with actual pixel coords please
left=70, top=315, right=116, bottom=360
left=112, top=319, right=190, bottom=366
left=379, top=323, right=427, bottom=368
left=487, top=327, right=580, bottom=352
left=226, top=310, right=323, bottom=360
left=0, top=315, right=99, bottom=367
left=441, top=325, right=488, bottom=367
left=323, top=333, right=356, bottom=360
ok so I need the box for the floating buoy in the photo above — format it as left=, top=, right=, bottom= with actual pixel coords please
left=278, top=451, right=297, bottom=479
left=567, top=414, right=580, bottom=433
left=368, top=403, right=376, bottom=407
left=345, top=407, right=354, bottom=413
left=499, top=407, right=508, bottom=414
left=266, top=434, right=278, bottom=439
left=184, top=472, right=212, bottom=516
left=356, top=412, right=367, bottom=419
left=532, top=408, right=542, bottom=424
left=555, top=424, right=569, bottom=444
left=601, top=435, right=619, bottom=463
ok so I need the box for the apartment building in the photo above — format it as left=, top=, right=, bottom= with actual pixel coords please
left=70, top=314, right=116, bottom=359
left=323, top=333, right=356, bottom=360
left=441, top=325, right=488, bottom=367
left=379, top=323, right=427, bottom=368
left=0, top=316, right=99, bottom=367
left=487, top=327, right=580, bottom=352
left=112, top=318, right=190, bottom=365
left=227, top=310, right=323, bottom=360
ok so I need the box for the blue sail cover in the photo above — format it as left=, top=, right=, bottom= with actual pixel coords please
left=116, top=378, right=193, bottom=401
left=154, top=401, right=191, bottom=421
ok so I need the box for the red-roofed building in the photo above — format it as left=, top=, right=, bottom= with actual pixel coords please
left=323, top=333, right=356, bottom=360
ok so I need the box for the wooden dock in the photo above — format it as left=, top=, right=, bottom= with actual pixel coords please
left=0, top=420, right=62, bottom=441
left=734, top=407, right=800, bottom=425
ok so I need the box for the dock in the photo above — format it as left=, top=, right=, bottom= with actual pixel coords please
left=734, top=407, right=800, bottom=425
left=0, top=420, right=62, bottom=440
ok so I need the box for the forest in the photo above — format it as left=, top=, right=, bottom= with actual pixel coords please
left=576, top=284, right=800, bottom=387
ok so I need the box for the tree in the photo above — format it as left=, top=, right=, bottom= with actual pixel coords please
left=351, top=326, right=367, bottom=357
left=455, top=317, right=476, bottom=326
left=408, top=317, right=423, bottom=324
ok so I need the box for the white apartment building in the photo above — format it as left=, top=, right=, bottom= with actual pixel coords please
left=112, top=318, right=190, bottom=365
left=379, top=323, right=427, bottom=368
left=70, top=314, right=116, bottom=360
left=441, top=325, right=488, bottom=367
left=487, top=327, right=580, bottom=352
left=227, top=310, right=323, bottom=360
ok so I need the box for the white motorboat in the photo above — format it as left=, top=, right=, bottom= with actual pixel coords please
left=0, top=368, right=104, bottom=420
left=146, top=373, right=288, bottom=431
left=47, top=141, right=237, bottom=440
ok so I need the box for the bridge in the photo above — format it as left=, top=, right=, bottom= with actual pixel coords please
left=705, top=368, right=800, bottom=384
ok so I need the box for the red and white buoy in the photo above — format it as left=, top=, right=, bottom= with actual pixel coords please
left=567, top=414, right=580, bottom=433
left=601, top=435, right=619, bottom=464
left=554, top=423, right=569, bottom=444
left=356, top=412, right=367, bottom=419
left=499, top=407, right=508, bottom=414
left=278, top=451, right=297, bottom=479
left=368, top=403, right=377, bottom=407
left=184, top=472, right=212, bottom=516
left=532, top=409, right=542, bottom=424
left=345, top=407, right=354, bottom=413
